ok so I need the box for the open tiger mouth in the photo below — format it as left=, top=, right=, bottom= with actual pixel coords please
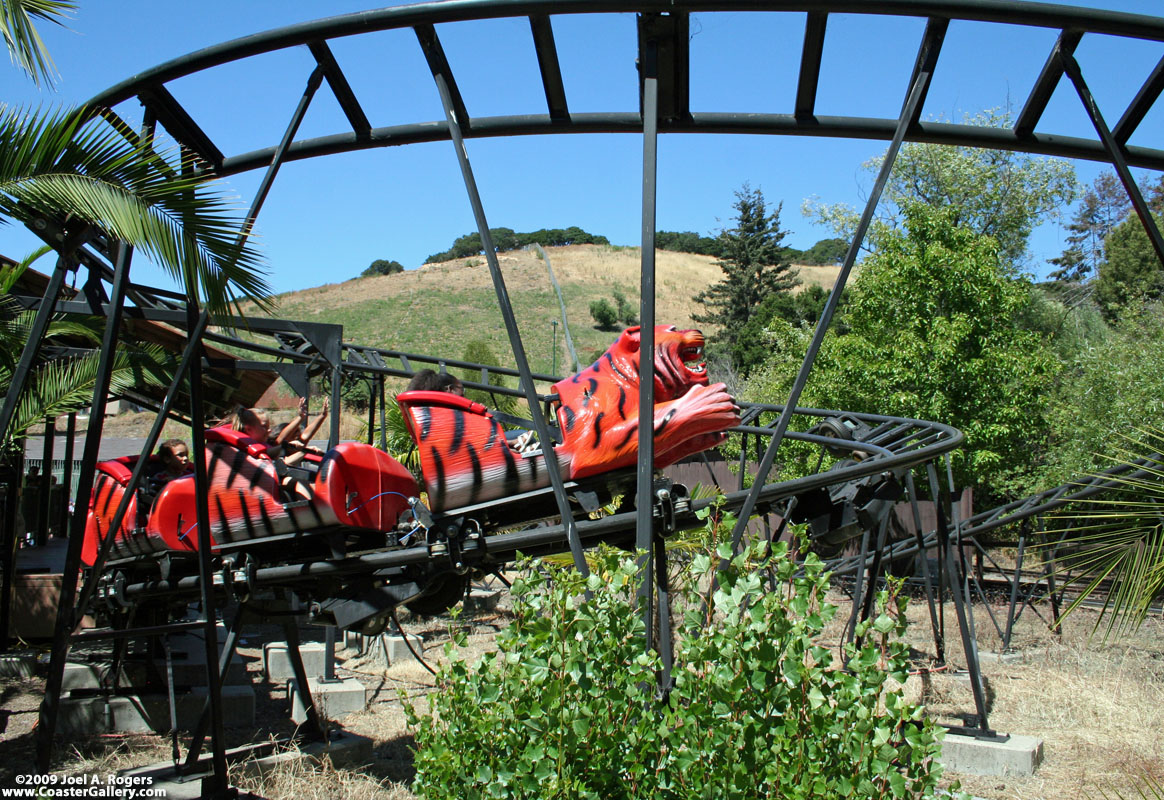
left=682, top=344, right=707, bottom=374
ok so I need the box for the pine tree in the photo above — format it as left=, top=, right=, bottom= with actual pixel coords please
left=1049, top=171, right=1130, bottom=282
left=692, top=185, right=799, bottom=370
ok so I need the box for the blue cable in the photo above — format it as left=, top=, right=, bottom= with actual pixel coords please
left=345, top=490, right=413, bottom=516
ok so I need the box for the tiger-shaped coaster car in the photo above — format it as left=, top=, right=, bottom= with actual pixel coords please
left=397, top=325, right=740, bottom=511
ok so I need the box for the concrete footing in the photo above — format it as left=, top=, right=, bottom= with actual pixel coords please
left=978, top=650, right=1026, bottom=665
left=939, top=732, right=1043, bottom=777
left=62, top=657, right=248, bottom=691
left=0, top=654, right=38, bottom=678
left=56, top=684, right=255, bottom=735
left=264, top=641, right=327, bottom=683
left=118, top=731, right=373, bottom=800
left=464, top=588, right=501, bottom=614
left=360, top=633, right=424, bottom=667
left=288, top=677, right=366, bottom=724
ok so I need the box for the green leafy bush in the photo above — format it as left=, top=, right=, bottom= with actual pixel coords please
left=612, top=290, right=638, bottom=326
left=405, top=518, right=948, bottom=799
left=361, top=258, right=404, bottom=277
left=589, top=298, right=619, bottom=329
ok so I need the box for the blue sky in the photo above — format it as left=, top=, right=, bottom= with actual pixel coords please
left=2, top=0, right=1163, bottom=294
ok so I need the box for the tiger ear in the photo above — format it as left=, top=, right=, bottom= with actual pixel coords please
left=619, top=326, right=642, bottom=353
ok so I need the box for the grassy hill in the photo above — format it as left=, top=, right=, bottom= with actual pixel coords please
left=258, top=244, right=842, bottom=376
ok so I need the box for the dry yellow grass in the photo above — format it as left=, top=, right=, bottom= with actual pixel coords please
left=889, top=597, right=1164, bottom=800
left=267, top=243, right=841, bottom=332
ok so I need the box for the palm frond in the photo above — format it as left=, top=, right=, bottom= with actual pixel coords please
left=0, top=0, right=73, bottom=87
left=383, top=400, right=421, bottom=471
left=0, top=105, right=272, bottom=318
left=1042, top=433, right=1164, bottom=641
left=0, top=241, right=51, bottom=292
left=2, top=345, right=165, bottom=451
left=1088, top=773, right=1164, bottom=800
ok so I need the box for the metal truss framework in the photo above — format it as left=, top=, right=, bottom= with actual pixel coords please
left=2, top=0, right=1163, bottom=793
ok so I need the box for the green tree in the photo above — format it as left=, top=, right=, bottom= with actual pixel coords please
left=1094, top=210, right=1164, bottom=321
left=361, top=258, right=404, bottom=277
left=748, top=202, right=1059, bottom=501
left=427, top=226, right=609, bottom=263
left=612, top=289, right=637, bottom=326
left=1048, top=171, right=1130, bottom=282
left=1036, top=304, right=1164, bottom=488
left=799, top=237, right=848, bottom=265
left=460, top=339, right=518, bottom=416
left=655, top=230, right=721, bottom=256
left=732, top=285, right=843, bottom=375
left=806, top=110, right=1077, bottom=267
left=692, top=185, right=800, bottom=369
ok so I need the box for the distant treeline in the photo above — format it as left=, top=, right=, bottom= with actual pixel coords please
left=656, top=231, right=848, bottom=266
left=416, top=227, right=847, bottom=268
left=425, top=227, right=610, bottom=263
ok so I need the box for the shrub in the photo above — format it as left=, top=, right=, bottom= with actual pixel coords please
left=612, top=290, right=638, bottom=325
left=589, top=298, right=619, bottom=329
left=405, top=517, right=949, bottom=799
left=361, top=258, right=404, bottom=277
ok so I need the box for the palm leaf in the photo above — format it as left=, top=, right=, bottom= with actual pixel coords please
left=1089, top=773, right=1164, bottom=800
left=0, top=0, right=73, bottom=87
left=1042, top=430, right=1164, bottom=640
left=384, top=400, right=420, bottom=471
left=0, top=105, right=272, bottom=318
left=0, top=241, right=50, bottom=292
left=1, top=344, right=167, bottom=451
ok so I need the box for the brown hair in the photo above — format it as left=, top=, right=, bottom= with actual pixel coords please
left=158, top=438, right=187, bottom=459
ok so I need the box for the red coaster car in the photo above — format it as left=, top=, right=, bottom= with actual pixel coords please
left=82, top=427, right=418, bottom=566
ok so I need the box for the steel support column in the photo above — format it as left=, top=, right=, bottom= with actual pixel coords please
left=0, top=256, right=73, bottom=447
left=36, top=242, right=132, bottom=773
left=58, top=413, right=76, bottom=543
left=927, top=462, right=993, bottom=736
left=0, top=454, right=23, bottom=648
left=1002, top=532, right=1027, bottom=651
left=729, top=18, right=949, bottom=557
left=239, top=65, right=324, bottom=242
left=1060, top=50, right=1164, bottom=269
left=905, top=472, right=945, bottom=663
left=185, top=298, right=230, bottom=794
left=637, top=24, right=661, bottom=656
left=417, top=23, right=588, bottom=576
left=36, top=418, right=54, bottom=544
left=636, top=23, right=674, bottom=689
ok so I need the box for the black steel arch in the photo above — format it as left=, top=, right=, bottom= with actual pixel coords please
left=86, top=0, right=1164, bottom=178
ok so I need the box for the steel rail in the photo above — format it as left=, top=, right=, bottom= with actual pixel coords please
left=825, top=454, right=1164, bottom=578
left=109, top=409, right=963, bottom=603
left=199, top=115, right=1164, bottom=179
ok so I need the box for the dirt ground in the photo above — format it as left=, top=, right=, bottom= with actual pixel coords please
left=1, top=578, right=1162, bottom=799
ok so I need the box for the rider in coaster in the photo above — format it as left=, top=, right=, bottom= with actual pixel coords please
left=270, top=397, right=330, bottom=465
left=151, top=438, right=192, bottom=486
left=406, top=369, right=464, bottom=396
